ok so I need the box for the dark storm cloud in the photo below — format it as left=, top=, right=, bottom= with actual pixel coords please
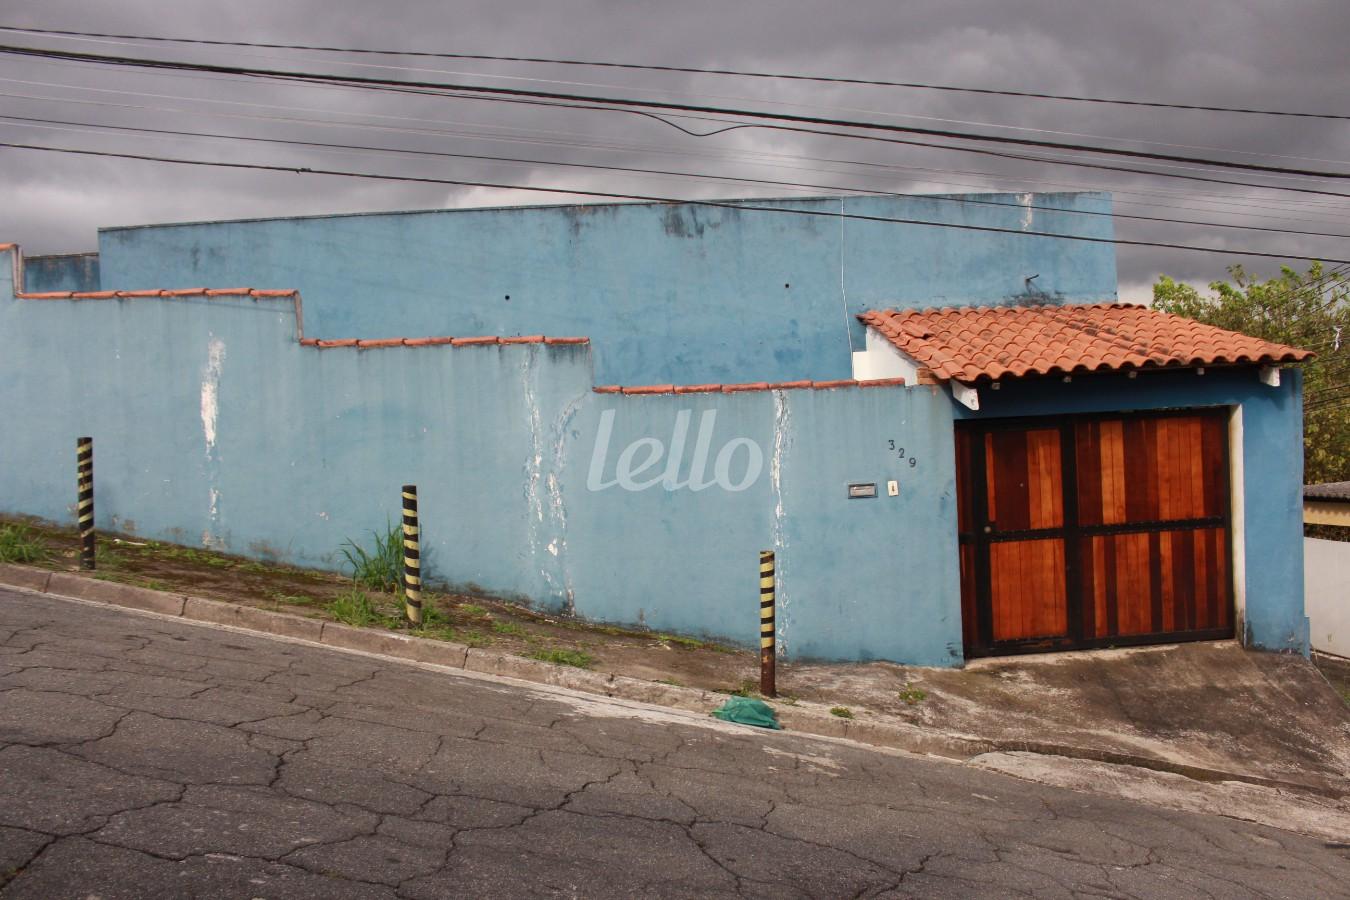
left=1, top=0, right=1347, bottom=299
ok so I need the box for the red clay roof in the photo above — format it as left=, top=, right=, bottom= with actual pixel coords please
left=860, top=303, right=1314, bottom=383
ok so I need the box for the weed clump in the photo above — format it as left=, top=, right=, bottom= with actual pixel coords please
left=338, top=519, right=403, bottom=592
left=0, top=523, right=48, bottom=564
left=530, top=648, right=594, bottom=669
left=897, top=685, right=928, bottom=705
left=328, top=589, right=384, bottom=627
left=829, top=706, right=854, bottom=719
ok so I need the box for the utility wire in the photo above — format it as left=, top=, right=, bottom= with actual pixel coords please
left=11, top=88, right=1350, bottom=233
left=5, top=139, right=1349, bottom=265
left=10, top=28, right=1348, bottom=166
left=6, top=113, right=1349, bottom=241
left=2, top=42, right=1347, bottom=182
left=12, top=66, right=1350, bottom=206
left=2, top=24, right=1346, bottom=121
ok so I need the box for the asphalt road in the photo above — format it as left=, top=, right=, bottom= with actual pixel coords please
left=1, top=589, right=1346, bottom=899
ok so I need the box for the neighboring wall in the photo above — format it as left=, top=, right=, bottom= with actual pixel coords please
left=93, top=193, right=1117, bottom=386
left=0, top=246, right=961, bottom=665
left=1305, top=538, right=1350, bottom=658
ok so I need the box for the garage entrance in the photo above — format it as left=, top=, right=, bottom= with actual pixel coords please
left=956, top=408, right=1235, bottom=657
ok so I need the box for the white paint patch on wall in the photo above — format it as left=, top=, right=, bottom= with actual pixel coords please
left=201, top=334, right=226, bottom=550
left=771, top=390, right=792, bottom=655
left=1305, top=537, right=1350, bottom=659
left=200, top=334, right=226, bottom=456
left=1018, top=193, right=1034, bottom=231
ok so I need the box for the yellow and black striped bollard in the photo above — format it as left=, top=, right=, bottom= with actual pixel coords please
left=76, top=437, right=95, bottom=570
left=759, top=549, right=776, bottom=697
left=402, top=484, right=422, bottom=626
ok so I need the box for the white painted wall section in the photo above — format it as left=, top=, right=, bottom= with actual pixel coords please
left=1305, top=537, right=1350, bottom=658
left=852, top=328, right=918, bottom=382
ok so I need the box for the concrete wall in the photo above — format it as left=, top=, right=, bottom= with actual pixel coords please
left=24, top=253, right=100, bottom=293
left=1305, top=537, right=1350, bottom=658
left=93, top=193, right=1117, bottom=386
left=0, top=244, right=960, bottom=664
left=0, top=191, right=1310, bottom=661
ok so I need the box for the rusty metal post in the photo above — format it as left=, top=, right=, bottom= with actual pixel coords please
left=759, top=550, right=776, bottom=697
left=77, top=437, right=95, bottom=570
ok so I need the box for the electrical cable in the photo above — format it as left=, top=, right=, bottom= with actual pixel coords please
left=2, top=24, right=1345, bottom=121
left=2, top=42, right=1347, bottom=182
left=5, top=139, right=1349, bottom=265
left=5, top=113, right=1349, bottom=241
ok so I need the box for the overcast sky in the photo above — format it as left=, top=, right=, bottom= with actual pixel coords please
left=1, top=0, right=1347, bottom=301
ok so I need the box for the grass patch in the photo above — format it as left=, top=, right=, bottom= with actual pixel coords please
left=338, top=519, right=402, bottom=592
left=829, top=706, right=854, bottom=719
left=717, top=679, right=761, bottom=699
left=138, top=579, right=172, bottom=592
left=328, top=589, right=384, bottom=627
left=655, top=678, right=683, bottom=687
left=458, top=629, right=494, bottom=648
left=530, top=648, right=594, bottom=668
left=459, top=603, right=491, bottom=618
left=418, top=625, right=461, bottom=643
left=656, top=633, right=705, bottom=650
left=897, top=685, right=928, bottom=705
left=0, top=523, right=48, bottom=564
left=491, top=620, right=526, bottom=637
left=93, top=543, right=126, bottom=570
left=157, top=545, right=234, bottom=568
left=266, top=590, right=318, bottom=608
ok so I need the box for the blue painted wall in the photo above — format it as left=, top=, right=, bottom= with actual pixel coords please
left=0, top=190, right=1309, bottom=662
left=24, top=253, right=100, bottom=293
left=0, top=244, right=961, bottom=663
left=93, top=193, right=1117, bottom=386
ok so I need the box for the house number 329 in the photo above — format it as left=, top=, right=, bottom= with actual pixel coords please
left=887, top=441, right=919, bottom=467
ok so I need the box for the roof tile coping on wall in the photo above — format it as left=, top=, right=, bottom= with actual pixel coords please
left=593, top=378, right=906, bottom=395
left=3, top=246, right=594, bottom=353
left=859, top=303, right=1315, bottom=384
left=300, top=335, right=591, bottom=349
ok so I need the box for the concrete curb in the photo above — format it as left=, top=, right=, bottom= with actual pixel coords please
left=1, top=563, right=1342, bottom=799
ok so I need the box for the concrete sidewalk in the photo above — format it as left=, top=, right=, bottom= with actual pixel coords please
left=2, top=562, right=1347, bottom=806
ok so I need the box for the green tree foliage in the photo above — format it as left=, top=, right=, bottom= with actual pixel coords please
left=1153, top=263, right=1349, bottom=485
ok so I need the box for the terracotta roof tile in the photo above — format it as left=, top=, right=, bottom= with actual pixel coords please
left=401, top=336, right=455, bottom=347
left=860, top=304, right=1314, bottom=382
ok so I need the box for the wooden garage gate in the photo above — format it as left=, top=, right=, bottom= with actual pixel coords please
left=956, top=408, right=1234, bottom=657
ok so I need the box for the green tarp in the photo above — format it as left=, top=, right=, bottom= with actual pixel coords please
left=710, top=696, right=783, bottom=730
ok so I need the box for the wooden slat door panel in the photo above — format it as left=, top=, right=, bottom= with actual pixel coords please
left=982, top=427, right=1068, bottom=643
left=957, top=409, right=1233, bottom=657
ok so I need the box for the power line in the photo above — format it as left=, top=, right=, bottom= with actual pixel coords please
left=7, top=113, right=1350, bottom=241
left=2, top=24, right=1346, bottom=122
left=5, top=139, right=1349, bottom=266
left=8, top=91, right=1347, bottom=238
left=2, top=42, right=1348, bottom=184
left=13, top=68, right=1350, bottom=210
left=10, top=28, right=1349, bottom=168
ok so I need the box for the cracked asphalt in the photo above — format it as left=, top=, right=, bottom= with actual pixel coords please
left=1, top=589, right=1347, bottom=899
